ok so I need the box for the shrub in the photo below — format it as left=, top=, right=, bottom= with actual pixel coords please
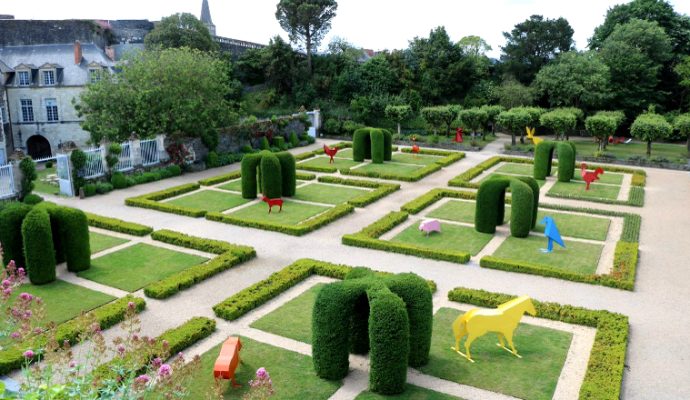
left=105, top=143, right=121, bottom=171
left=289, top=132, right=300, bottom=146
left=274, top=136, right=287, bottom=150
left=125, top=177, right=136, bottom=187
left=21, top=208, right=56, bottom=284
left=70, top=149, right=87, bottom=192
left=275, top=152, right=296, bottom=197
left=166, top=164, right=182, bottom=177
left=111, top=172, right=128, bottom=189
left=457, top=108, right=489, bottom=137
left=475, top=177, right=535, bottom=237
left=260, top=153, right=282, bottom=199
left=540, top=110, right=577, bottom=140
left=673, top=113, right=690, bottom=151
left=240, top=153, right=262, bottom=199
left=0, top=202, right=32, bottom=266
left=497, top=109, right=531, bottom=145
left=353, top=128, right=372, bottom=161
left=19, top=157, right=37, bottom=200
left=45, top=161, right=53, bottom=169
left=85, top=212, right=153, bottom=236
left=241, top=145, right=254, bottom=153
left=50, top=207, right=91, bottom=273
left=533, top=141, right=576, bottom=182
left=22, top=194, right=44, bottom=205
left=205, top=151, right=220, bottom=168
left=259, top=136, right=270, bottom=150
left=83, top=183, right=97, bottom=197
left=96, top=182, right=114, bottom=194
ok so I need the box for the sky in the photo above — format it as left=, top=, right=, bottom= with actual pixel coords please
left=3, top=0, right=690, bottom=58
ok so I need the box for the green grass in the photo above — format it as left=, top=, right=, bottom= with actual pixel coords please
left=11, top=280, right=115, bottom=325
left=89, top=231, right=129, bottom=254
left=166, top=190, right=251, bottom=212
left=494, top=163, right=539, bottom=176
left=356, top=385, right=462, bottom=399
left=251, top=284, right=323, bottom=344
left=299, top=155, right=362, bottom=169
left=183, top=336, right=342, bottom=400
left=548, top=181, right=621, bottom=201
left=572, top=139, right=688, bottom=162
left=354, top=162, right=424, bottom=177
left=391, top=153, right=442, bottom=166
left=479, top=173, right=546, bottom=187
left=492, top=235, right=603, bottom=275
left=227, top=200, right=330, bottom=226
left=427, top=200, right=510, bottom=225
left=391, top=222, right=494, bottom=256
left=335, top=148, right=354, bottom=158
left=292, top=183, right=369, bottom=205
left=534, top=210, right=610, bottom=241
left=217, top=179, right=243, bottom=192
left=33, top=166, right=59, bottom=195
left=418, top=308, right=572, bottom=400
left=80, top=243, right=208, bottom=292
left=572, top=172, right=624, bottom=185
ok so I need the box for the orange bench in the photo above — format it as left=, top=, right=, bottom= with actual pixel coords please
left=213, top=336, right=242, bottom=387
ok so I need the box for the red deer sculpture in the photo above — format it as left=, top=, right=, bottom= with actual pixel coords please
left=580, top=163, right=604, bottom=190
left=213, top=336, right=242, bottom=388
left=323, top=145, right=339, bottom=163
left=262, top=196, right=283, bottom=213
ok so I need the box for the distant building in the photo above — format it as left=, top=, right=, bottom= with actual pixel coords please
left=201, top=0, right=216, bottom=37
left=0, top=63, right=11, bottom=164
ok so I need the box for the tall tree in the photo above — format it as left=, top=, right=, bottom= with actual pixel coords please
left=532, top=51, right=612, bottom=111
left=275, top=0, right=338, bottom=74
left=144, top=13, right=218, bottom=52
left=674, top=55, right=690, bottom=110
left=458, top=35, right=492, bottom=57
left=500, top=15, right=574, bottom=84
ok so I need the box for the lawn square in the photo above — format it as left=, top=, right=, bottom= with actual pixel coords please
left=166, top=190, right=251, bottom=212
left=391, top=153, right=442, bottom=166
left=572, top=172, right=624, bottom=185
left=494, top=163, right=538, bottom=176
left=90, top=231, right=129, bottom=254
left=534, top=210, right=610, bottom=241
left=354, top=162, right=424, bottom=177
left=292, top=183, right=369, bottom=205
left=251, top=284, right=322, bottom=344
left=355, top=385, right=462, bottom=399
left=299, top=155, right=362, bottom=170
left=548, top=181, right=621, bottom=200
left=391, top=222, right=494, bottom=256
left=427, top=200, right=510, bottom=225
left=217, top=179, right=243, bottom=192
left=227, top=200, right=330, bottom=226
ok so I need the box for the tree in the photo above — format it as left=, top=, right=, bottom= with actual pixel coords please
left=76, top=48, right=236, bottom=151
left=673, top=113, right=690, bottom=151
left=420, top=105, right=459, bottom=136
left=385, top=105, right=413, bottom=135
left=630, top=111, right=673, bottom=156
left=540, top=110, right=577, bottom=141
left=497, top=109, right=531, bottom=146
left=532, top=51, right=612, bottom=111
left=457, top=108, right=488, bottom=139
left=144, top=13, right=218, bottom=52
left=599, top=19, right=672, bottom=117
left=496, top=78, right=534, bottom=109
left=586, top=114, right=619, bottom=151
left=275, top=0, right=338, bottom=74
left=674, top=55, right=690, bottom=109
left=511, top=106, right=545, bottom=142
left=458, top=35, right=492, bottom=57
left=500, top=15, right=574, bottom=84
left=264, top=36, right=300, bottom=95
left=480, top=105, right=504, bottom=135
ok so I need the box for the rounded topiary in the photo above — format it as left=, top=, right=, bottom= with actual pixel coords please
left=22, top=193, right=44, bottom=205
left=534, top=141, right=576, bottom=182
left=289, top=132, right=300, bottom=146
left=259, top=136, right=270, bottom=150
left=382, top=129, right=393, bottom=161
left=475, top=177, right=536, bottom=238
left=260, top=153, right=282, bottom=199
left=0, top=202, right=32, bottom=266
left=368, top=285, right=409, bottom=395
left=556, top=141, right=577, bottom=182
left=275, top=152, right=296, bottom=197
left=515, top=176, right=540, bottom=229
left=111, top=172, right=128, bottom=189
left=370, top=129, right=385, bottom=164
left=21, top=208, right=56, bottom=284
left=52, top=207, right=91, bottom=272
left=353, top=128, right=393, bottom=164
left=386, top=273, right=433, bottom=366
left=240, top=153, right=262, bottom=199
left=508, top=179, right=535, bottom=238
left=533, top=141, right=555, bottom=180
left=352, top=128, right=372, bottom=162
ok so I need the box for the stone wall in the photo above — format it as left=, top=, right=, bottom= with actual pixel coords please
left=0, top=20, right=108, bottom=47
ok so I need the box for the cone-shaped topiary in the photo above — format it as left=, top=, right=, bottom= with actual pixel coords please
left=21, top=208, right=56, bottom=284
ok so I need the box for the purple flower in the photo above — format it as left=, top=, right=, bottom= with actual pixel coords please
left=161, top=340, right=169, bottom=349
left=256, top=367, right=268, bottom=379
left=152, top=357, right=162, bottom=368
left=2, top=279, right=10, bottom=288
left=10, top=332, right=20, bottom=339
left=23, top=350, right=34, bottom=359
left=157, top=364, right=172, bottom=377
left=69, top=360, right=77, bottom=368
left=117, top=344, right=126, bottom=355
left=127, top=301, right=135, bottom=309
left=19, top=292, right=32, bottom=301
left=135, top=374, right=150, bottom=384
left=17, top=266, right=25, bottom=276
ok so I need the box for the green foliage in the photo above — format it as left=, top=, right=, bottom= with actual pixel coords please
left=352, top=128, right=372, bottom=161
left=497, top=108, right=531, bottom=145
left=341, top=150, right=464, bottom=182
left=241, top=151, right=295, bottom=198
left=77, top=48, right=236, bottom=150
left=276, top=152, right=297, bottom=196
left=22, top=194, right=44, bottom=205
left=50, top=207, right=91, bottom=273
left=110, top=172, right=127, bottom=189
left=674, top=113, right=690, bottom=150
left=260, top=153, right=283, bottom=198
left=85, top=212, right=153, bottom=236
left=496, top=78, right=534, bottom=109
left=384, top=104, right=413, bottom=134
left=241, top=153, right=262, bottom=199
left=420, top=105, right=459, bottom=136
left=533, top=141, right=576, bottom=181
left=289, top=131, right=300, bottom=146
left=630, top=112, right=673, bottom=155
left=474, top=177, right=536, bottom=237
left=586, top=114, right=619, bottom=150
left=125, top=183, right=206, bottom=217
left=19, top=157, right=37, bottom=200
left=144, top=13, right=218, bottom=52
left=0, top=202, right=32, bottom=266
left=539, top=110, right=577, bottom=140
left=21, top=208, right=56, bottom=284
left=316, top=176, right=400, bottom=207
left=198, top=170, right=242, bottom=186
left=457, top=108, right=488, bottom=135
left=352, top=128, right=392, bottom=164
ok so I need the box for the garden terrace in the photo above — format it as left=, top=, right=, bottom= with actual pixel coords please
left=343, top=188, right=641, bottom=290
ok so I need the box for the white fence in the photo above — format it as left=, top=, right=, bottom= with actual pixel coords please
left=0, top=164, right=15, bottom=199
left=82, top=147, right=107, bottom=179
left=33, top=155, right=56, bottom=163
left=141, top=139, right=159, bottom=166
left=116, top=141, right=133, bottom=172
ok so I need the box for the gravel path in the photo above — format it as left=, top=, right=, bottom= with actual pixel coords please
left=29, top=135, right=690, bottom=399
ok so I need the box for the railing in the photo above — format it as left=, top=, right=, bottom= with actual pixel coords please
left=82, top=147, right=106, bottom=179
left=32, top=155, right=57, bottom=163
left=214, top=36, right=265, bottom=50
left=116, top=141, right=133, bottom=171
left=0, top=164, right=15, bottom=199
left=140, top=139, right=159, bottom=167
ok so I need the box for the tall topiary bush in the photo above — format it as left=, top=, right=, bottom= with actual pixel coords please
left=19, top=157, right=37, bottom=201
left=475, top=177, right=536, bottom=238
left=352, top=128, right=391, bottom=164
left=289, top=132, right=300, bottom=147
left=51, top=207, right=91, bottom=272
left=240, top=153, right=262, bottom=199
left=352, top=128, right=372, bottom=162
left=21, top=208, right=56, bottom=284
left=260, top=153, right=282, bottom=199
left=370, top=129, right=385, bottom=164
left=241, top=151, right=295, bottom=199
left=533, top=141, right=576, bottom=182
left=70, top=149, right=87, bottom=193
left=0, top=202, right=32, bottom=266
left=275, top=152, right=296, bottom=197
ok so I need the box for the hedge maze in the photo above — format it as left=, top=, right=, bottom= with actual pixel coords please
left=352, top=128, right=393, bottom=164
left=533, top=140, right=577, bottom=182
left=475, top=176, right=539, bottom=237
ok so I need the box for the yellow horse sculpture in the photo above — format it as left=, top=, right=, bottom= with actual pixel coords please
left=525, top=127, right=543, bottom=145
left=451, top=296, right=536, bottom=362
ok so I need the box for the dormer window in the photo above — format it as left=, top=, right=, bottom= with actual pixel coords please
left=89, top=68, right=101, bottom=83
left=18, top=70, right=31, bottom=86
left=43, top=70, right=55, bottom=86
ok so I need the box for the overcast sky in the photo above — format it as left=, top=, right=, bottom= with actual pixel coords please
left=3, top=0, right=690, bottom=57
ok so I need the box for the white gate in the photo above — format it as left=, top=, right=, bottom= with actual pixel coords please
left=56, top=154, right=74, bottom=197
left=0, top=164, right=15, bottom=199
left=116, top=141, right=133, bottom=171
left=140, top=139, right=159, bottom=166
left=82, top=147, right=106, bottom=179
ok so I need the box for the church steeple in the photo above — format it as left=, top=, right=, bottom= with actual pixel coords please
left=200, top=0, right=216, bottom=36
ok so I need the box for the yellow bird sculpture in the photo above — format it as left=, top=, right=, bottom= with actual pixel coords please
left=525, top=127, right=543, bottom=145
left=451, top=296, right=536, bottom=362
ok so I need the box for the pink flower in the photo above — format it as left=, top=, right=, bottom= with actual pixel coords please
left=135, top=374, right=150, bottom=384
left=127, top=301, right=136, bottom=309
left=117, top=344, right=126, bottom=355
left=23, top=350, right=34, bottom=359
left=161, top=340, right=169, bottom=349
left=19, top=292, right=33, bottom=301
left=157, top=364, right=172, bottom=377
left=10, top=332, right=20, bottom=339
left=256, top=367, right=268, bottom=379
left=1, top=279, right=10, bottom=288
left=69, top=360, right=77, bottom=368
left=152, top=357, right=162, bottom=368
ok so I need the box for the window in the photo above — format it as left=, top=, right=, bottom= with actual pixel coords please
left=89, top=68, right=101, bottom=83
left=18, top=71, right=30, bottom=86
left=20, top=99, right=34, bottom=122
left=45, top=99, right=59, bottom=122
left=42, top=70, right=55, bottom=86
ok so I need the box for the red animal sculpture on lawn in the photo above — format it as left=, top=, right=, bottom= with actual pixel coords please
left=411, top=144, right=420, bottom=154
left=580, top=163, right=605, bottom=190
left=323, top=144, right=339, bottom=163
left=454, top=128, right=464, bottom=143
left=262, top=196, right=283, bottom=213
left=213, top=336, right=242, bottom=388
left=608, top=136, right=632, bottom=145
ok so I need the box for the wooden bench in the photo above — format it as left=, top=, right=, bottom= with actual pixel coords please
left=213, top=336, right=242, bottom=387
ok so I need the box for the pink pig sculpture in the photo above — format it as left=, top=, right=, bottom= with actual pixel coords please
left=419, top=219, right=441, bottom=237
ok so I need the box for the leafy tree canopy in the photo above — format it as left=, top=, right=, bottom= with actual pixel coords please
left=144, top=13, right=218, bottom=52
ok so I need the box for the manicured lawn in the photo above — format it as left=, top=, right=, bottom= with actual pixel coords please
left=479, top=173, right=546, bottom=187
left=534, top=210, right=610, bottom=241
left=354, top=162, right=423, bottom=177
left=166, top=190, right=251, bottom=212
left=391, top=153, right=441, bottom=166
left=494, top=163, right=539, bottom=176
left=572, top=172, right=624, bottom=185
left=89, top=231, right=129, bottom=254
left=427, top=200, right=510, bottom=225
left=80, top=243, right=208, bottom=292
left=548, top=181, right=621, bottom=200
left=183, top=336, right=342, bottom=399
left=33, top=166, right=59, bottom=195
left=227, top=200, right=330, bottom=226
left=335, top=148, right=354, bottom=158
left=217, top=179, right=243, bottom=192
left=11, top=280, right=115, bottom=325
left=356, top=385, right=462, bottom=400
left=251, top=284, right=322, bottom=344
left=292, top=183, right=369, bottom=205
left=299, top=155, right=362, bottom=170
left=391, top=222, right=494, bottom=256
left=492, top=235, right=603, bottom=275
left=572, top=139, right=688, bottom=162
left=417, top=308, right=572, bottom=400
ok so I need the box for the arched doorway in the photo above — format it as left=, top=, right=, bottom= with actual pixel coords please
left=27, top=135, right=52, bottom=159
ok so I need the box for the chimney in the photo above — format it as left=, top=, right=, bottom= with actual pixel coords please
left=74, top=41, right=82, bottom=65
left=105, top=46, right=115, bottom=61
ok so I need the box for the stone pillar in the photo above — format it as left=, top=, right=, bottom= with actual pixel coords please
left=157, top=134, right=169, bottom=163
left=131, top=138, right=142, bottom=167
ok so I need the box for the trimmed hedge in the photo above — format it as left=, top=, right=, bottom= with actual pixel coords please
left=50, top=206, right=91, bottom=273
left=0, top=202, right=32, bottom=266
left=296, top=172, right=317, bottom=181
left=447, top=287, right=628, bottom=400
left=260, top=152, right=283, bottom=199
left=534, top=141, right=576, bottom=182
left=151, top=229, right=255, bottom=257
left=276, top=152, right=297, bottom=196
left=353, top=128, right=373, bottom=161
left=0, top=295, right=146, bottom=375
left=85, top=212, right=153, bottom=236
left=241, top=153, right=262, bottom=198
left=125, top=183, right=204, bottom=217
left=242, top=151, right=296, bottom=199
left=296, top=163, right=338, bottom=173
left=207, top=203, right=354, bottom=236
left=21, top=208, right=56, bottom=284
left=475, top=177, right=537, bottom=237
left=199, top=170, right=242, bottom=186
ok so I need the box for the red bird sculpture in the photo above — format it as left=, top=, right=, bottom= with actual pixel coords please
left=323, top=145, right=339, bottom=164
left=411, top=144, right=420, bottom=154
left=580, top=163, right=604, bottom=191
left=262, top=196, right=283, bottom=213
